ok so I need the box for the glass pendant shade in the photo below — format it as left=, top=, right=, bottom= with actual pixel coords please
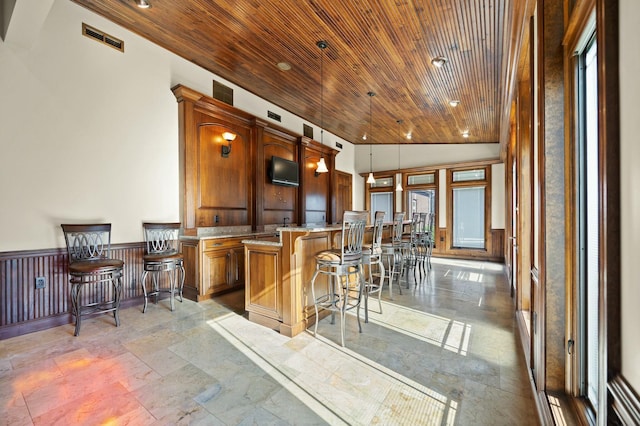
left=316, top=157, right=329, bottom=173
left=367, top=172, right=375, bottom=184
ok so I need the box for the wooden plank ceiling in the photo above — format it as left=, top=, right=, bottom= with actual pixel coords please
left=71, top=0, right=518, bottom=145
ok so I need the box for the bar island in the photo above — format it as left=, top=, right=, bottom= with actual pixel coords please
left=243, top=224, right=343, bottom=337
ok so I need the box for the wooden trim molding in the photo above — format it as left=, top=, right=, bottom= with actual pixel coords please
left=609, top=375, right=640, bottom=424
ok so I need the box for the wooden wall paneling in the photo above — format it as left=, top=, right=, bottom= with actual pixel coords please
left=490, top=229, right=506, bottom=260
left=180, top=240, right=199, bottom=301
left=172, top=85, right=255, bottom=233
left=174, top=86, right=199, bottom=235
left=0, top=244, right=146, bottom=340
left=253, top=119, right=267, bottom=231
left=299, top=137, right=334, bottom=225
left=196, top=117, right=251, bottom=227
left=259, top=127, right=299, bottom=227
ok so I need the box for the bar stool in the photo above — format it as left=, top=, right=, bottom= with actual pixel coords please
left=414, top=212, right=429, bottom=278
left=141, top=222, right=184, bottom=313
left=400, top=212, right=421, bottom=286
left=381, top=212, right=405, bottom=297
left=311, top=210, right=368, bottom=347
left=362, top=211, right=385, bottom=323
left=424, top=212, right=435, bottom=270
left=61, top=224, right=124, bottom=336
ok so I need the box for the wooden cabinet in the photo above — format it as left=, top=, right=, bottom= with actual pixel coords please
left=244, top=242, right=283, bottom=330
left=181, top=237, right=245, bottom=301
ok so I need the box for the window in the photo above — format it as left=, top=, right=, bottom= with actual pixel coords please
left=449, top=167, right=489, bottom=250
left=366, top=174, right=396, bottom=223
left=370, top=192, right=393, bottom=223
left=577, top=33, right=599, bottom=410
left=452, top=187, right=485, bottom=249
left=406, top=172, right=437, bottom=244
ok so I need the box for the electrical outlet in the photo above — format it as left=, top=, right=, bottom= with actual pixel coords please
left=215, top=215, right=220, bottom=223
left=35, top=276, right=46, bottom=289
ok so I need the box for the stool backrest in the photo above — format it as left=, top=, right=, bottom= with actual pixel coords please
left=392, top=212, right=405, bottom=243
left=143, top=222, right=181, bottom=255
left=426, top=212, right=435, bottom=236
left=417, top=212, right=428, bottom=234
left=372, top=211, right=386, bottom=250
left=61, top=223, right=112, bottom=263
left=340, top=210, right=368, bottom=263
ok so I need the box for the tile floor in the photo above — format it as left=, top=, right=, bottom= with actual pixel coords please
left=1, top=258, right=539, bottom=425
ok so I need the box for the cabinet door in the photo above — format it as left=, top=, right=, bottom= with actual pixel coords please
left=202, top=249, right=231, bottom=295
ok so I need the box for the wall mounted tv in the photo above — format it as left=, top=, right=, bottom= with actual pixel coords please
left=270, top=156, right=299, bottom=187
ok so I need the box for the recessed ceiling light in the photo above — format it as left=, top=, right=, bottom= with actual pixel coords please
left=449, top=100, right=460, bottom=107
left=406, top=132, right=412, bottom=140
left=135, top=0, right=151, bottom=8
left=277, top=62, right=291, bottom=71
left=362, top=134, right=367, bottom=140
left=462, top=131, right=470, bottom=138
left=431, top=56, right=448, bottom=68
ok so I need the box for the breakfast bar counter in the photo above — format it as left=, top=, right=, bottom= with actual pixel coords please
left=243, top=224, right=342, bottom=337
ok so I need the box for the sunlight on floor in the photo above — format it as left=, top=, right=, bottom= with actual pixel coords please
left=362, top=300, right=472, bottom=356
left=207, top=312, right=459, bottom=425
left=432, top=257, right=504, bottom=272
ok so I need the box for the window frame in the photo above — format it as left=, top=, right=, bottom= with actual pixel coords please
left=446, top=166, right=491, bottom=253
left=405, top=170, right=438, bottom=246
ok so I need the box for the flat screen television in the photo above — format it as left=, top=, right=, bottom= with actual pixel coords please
left=270, top=155, right=299, bottom=187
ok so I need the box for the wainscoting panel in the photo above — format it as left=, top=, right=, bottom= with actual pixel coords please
left=0, top=243, right=146, bottom=340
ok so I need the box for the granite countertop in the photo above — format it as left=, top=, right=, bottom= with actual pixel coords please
left=179, top=225, right=278, bottom=241
left=275, top=224, right=343, bottom=232
left=180, top=224, right=345, bottom=243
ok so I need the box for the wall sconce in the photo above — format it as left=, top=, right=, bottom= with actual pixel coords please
left=221, top=132, right=236, bottom=157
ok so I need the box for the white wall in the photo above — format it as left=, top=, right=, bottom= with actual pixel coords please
left=354, top=143, right=500, bottom=173
left=620, top=0, right=640, bottom=393
left=356, top=144, right=504, bottom=228
left=0, top=0, right=355, bottom=251
left=491, top=163, right=505, bottom=229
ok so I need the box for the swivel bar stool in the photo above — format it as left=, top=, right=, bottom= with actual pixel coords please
left=381, top=212, right=405, bottom=297
left=362, top=211, right=385, bottom=323
left=61, top=223, right=124, bottom=336
left=141, top=222, right=184, bottom=312
left=311, top=210, right=368, bottom=347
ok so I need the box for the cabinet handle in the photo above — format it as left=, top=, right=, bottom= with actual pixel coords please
left=226, top=252, right=231, bottom=284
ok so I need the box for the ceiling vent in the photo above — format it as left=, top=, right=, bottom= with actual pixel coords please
left=82, top=23, right=124, bottom=52
left=267, top=111, right=281, bottom=122
left=213, top=80, right=234, bottom=105
left=303, top=124, right=313, bottom=139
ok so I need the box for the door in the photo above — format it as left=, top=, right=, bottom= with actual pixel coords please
left=334, top=170, right=352, bottom=222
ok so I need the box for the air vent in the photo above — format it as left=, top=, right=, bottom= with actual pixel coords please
left=267, top=111, right=281, bottom=122
left=82, top=23, right=124, bottom=52
left=213, top=80, right=234, bottom=105
left=303, top=124, right=313, bottom=139
left=335, top=142, right=343, bottom=149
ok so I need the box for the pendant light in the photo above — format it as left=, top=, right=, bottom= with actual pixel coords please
left=366, top=91, right=376, bottom=184
left=395, top=143, right=403, bottom=192
left=315, top=40, right=329, bottom=174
